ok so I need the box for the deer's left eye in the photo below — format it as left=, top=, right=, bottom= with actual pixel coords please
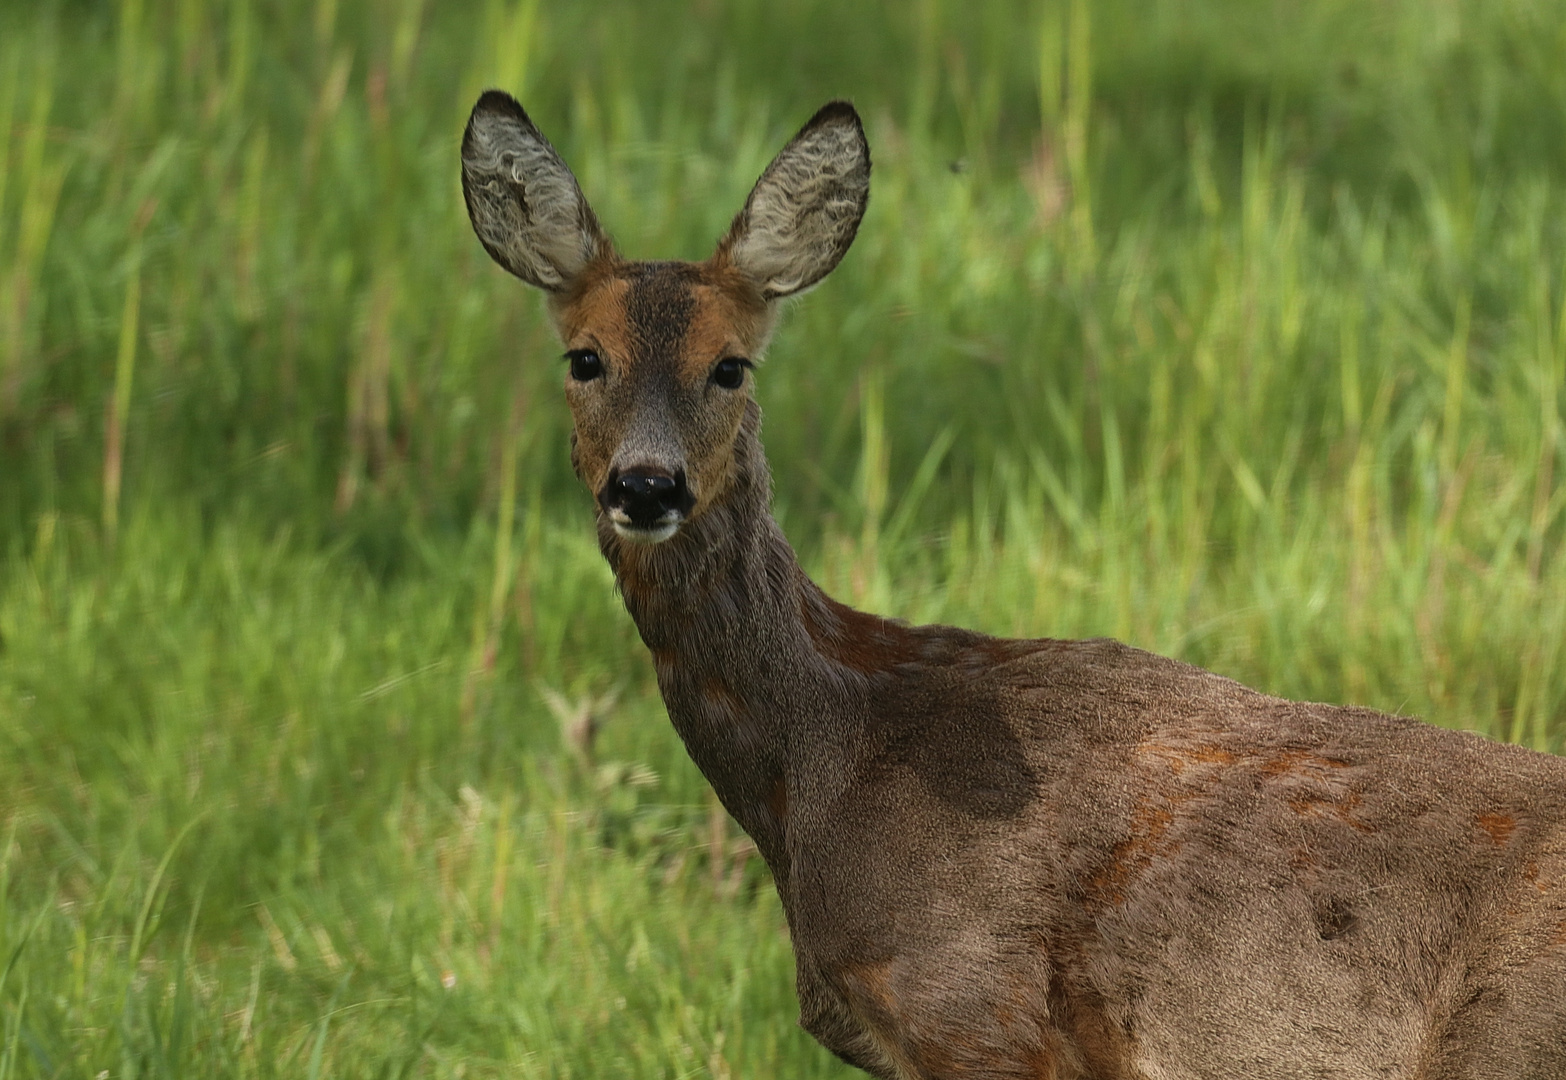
left=566, top=349, right=604, bottom=382
left=711, top=357, right=749, bottom=390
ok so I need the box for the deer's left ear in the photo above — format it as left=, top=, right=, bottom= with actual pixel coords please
left=462, top=90, right=612, bottom=292
left=717, top=101, right=870, bottom=300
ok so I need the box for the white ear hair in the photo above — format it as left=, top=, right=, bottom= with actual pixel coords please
left=461, top=91, right=610, bottom=291
left=723, top=101, right=870, bottom=300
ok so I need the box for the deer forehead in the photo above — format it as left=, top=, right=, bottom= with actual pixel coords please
left=559, top=261, right=769, bottom=382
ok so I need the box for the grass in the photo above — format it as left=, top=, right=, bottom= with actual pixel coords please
left=0, top=0, right=1564, bottom=1074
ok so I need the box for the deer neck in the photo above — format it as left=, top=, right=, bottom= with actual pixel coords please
left=596, top=401, right=862, bottom=875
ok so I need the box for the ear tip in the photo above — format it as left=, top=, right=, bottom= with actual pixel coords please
left=801, top=100, right=869, bottom=172
left=472, top=89, right=529, bottom=122
left=463, top=90, right=546, bottom=170
left=815, top=99, right=861, bottom=119
left=466, top=90, right=537, bottom=153
left=807, top=100, right=864, bottom=133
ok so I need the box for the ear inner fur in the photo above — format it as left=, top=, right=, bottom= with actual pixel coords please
left=719, top=100, right=870, bottom=299
left=461, top=90, right=611, bottom=290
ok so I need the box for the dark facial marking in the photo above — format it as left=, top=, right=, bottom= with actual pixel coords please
left=623, top=262, right=699, bottom=373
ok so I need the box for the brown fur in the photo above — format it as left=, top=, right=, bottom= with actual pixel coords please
left=463, top=93, right=1566, bottom=1079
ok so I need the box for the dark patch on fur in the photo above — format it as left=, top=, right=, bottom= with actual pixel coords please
left=623, top=262, right=698, bottom=372
left=1315, top=897, right=1359, bottom=941
left=797, top=586, right=1038, bottom=819
left=767, top=775, right=788, bottom=823
left=884, top=697, right=1037, bottom=820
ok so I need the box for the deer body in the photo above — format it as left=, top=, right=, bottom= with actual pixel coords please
left=462, top=93, right=1566, bottom=1079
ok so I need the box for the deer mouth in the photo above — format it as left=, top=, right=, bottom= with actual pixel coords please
left=607, top=509, right=683, bottom=544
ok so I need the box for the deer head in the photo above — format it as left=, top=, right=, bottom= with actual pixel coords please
left=461, top=92, right=869, bottom=543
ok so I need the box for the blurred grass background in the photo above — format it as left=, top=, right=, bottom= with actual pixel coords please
left=1, top=0, right=1564, bottom=1075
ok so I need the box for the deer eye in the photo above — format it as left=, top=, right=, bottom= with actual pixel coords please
left=566, top=349, right=603, bottom=381
left=711, top=357, right=750, bottom=390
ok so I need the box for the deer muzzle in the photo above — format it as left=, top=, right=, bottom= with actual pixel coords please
left=600, top=466, right=694, bottom=543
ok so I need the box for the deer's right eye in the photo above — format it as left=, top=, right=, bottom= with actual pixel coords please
left=566, top=350, right=603, bottom=381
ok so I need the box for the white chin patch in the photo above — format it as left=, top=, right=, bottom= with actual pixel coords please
left=611, top=520, right=680, bottom=544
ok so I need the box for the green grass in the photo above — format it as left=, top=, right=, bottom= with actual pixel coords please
left=1, top=0, right=1564, bottom=1074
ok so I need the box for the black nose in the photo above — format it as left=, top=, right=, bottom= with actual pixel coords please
left=602, top=468, right=693, bottom=527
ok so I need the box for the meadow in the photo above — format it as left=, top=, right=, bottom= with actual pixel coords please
left=1, top=0, right=1564, bottom=1074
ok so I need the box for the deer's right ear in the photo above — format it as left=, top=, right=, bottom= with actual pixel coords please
left=719, top=101, right=870, bottom=300
left=461, top=91, right=610, bottom=292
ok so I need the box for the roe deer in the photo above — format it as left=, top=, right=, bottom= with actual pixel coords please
left=461, top=92, right=1566, bottom=1079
